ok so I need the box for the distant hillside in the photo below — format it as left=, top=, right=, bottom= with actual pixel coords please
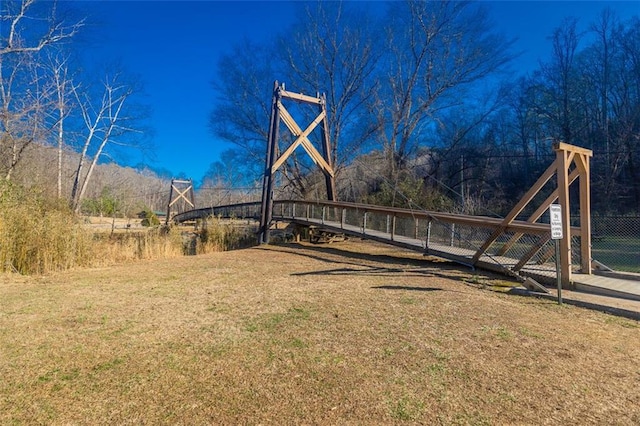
left=13, top=143, right=171, bottom=216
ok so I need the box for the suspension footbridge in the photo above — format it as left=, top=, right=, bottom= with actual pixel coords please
left=167, top=83, right=639, bottom=303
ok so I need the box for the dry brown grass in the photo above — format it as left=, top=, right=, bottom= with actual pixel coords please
left=1, top=240, right=639, bottom=425
left=0, top=183, right=94, bottom=274
left=0, top=178, right=255, bottom=274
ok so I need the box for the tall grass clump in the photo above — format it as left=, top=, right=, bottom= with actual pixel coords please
left=90, top=219, right=255, bottom=263
left=0, top=182, right=257, bottom=275
left=0, top=182, right=93, bottom=274
left=90, top=226, right=186, bottom=264
left=197, top=217, right=257, bottom=254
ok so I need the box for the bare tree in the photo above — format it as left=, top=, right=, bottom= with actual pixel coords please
left=210, top=39, right=276, bottom=163
left=0, top=0, right=82, bottom=56
left=210, top=2, right=382, bottom=200
left=71, top=69, right=144, bottom=212
left=616, top=17, right=640, bottom=212
left=0, top=0, right=82, bottom=180
left=377, top=0, right=513, bottom=176
left=536, top=18, right=583, bottom=145
left=0, top=54, right=49, bottom=179
left=279, top=1, right=381, bottom=167
left=46, top=54, right=76, bottom=198
left=199, top=149, right=260, bottom=207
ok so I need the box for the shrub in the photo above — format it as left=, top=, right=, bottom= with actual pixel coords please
left=140, top=209, right=161, bottom=227
left=81, top=188, right=122, bottom=217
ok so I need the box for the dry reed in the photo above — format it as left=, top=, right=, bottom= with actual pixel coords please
left=196, top=217, right=257, bottom=254
left=0, top=183, right=255, bottom=275
left=0, top=182, right=93, bottom=274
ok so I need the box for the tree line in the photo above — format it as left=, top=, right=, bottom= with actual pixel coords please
left=2, top=1, right=637, bottom=217
left=0, top=0, right=166, bottom=216
left=209, top=1, right=639, bottom=216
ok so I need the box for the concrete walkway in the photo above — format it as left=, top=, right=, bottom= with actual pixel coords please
left=572, top=272, right=640, bottom=302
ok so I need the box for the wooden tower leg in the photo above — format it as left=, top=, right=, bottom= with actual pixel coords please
left=319, top=93, right=336, bottom=201
left=259, top=82, right=281, bottom=244
left=556, top=147, right=573, bottom=289
left=576, top=152, right=592, bottom=274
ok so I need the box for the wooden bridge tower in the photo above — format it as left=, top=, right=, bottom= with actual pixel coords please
left=471, top=142, right=592, bottom=288
left=166, top=179, right=195, bottom=225
left=259, top=81, right=337, bottom=243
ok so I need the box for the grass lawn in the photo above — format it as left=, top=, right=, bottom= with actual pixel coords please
left=592, top=236, right=640, bottom=273
left=1, top=240, right=639, bottom=424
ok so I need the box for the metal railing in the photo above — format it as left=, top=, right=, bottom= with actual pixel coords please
left=171, top=202, right=263, bottom=223
left=174, top=200, right=589, bottom=284
left=272, top=200, right=582, bottom=283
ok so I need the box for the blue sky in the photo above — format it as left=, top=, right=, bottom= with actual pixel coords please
left=74, top=1, right=639, bottom=182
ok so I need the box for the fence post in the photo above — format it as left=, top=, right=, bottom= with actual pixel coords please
left=363, top=212, right=368, bottom=236
left=450, top=223, right=455, bottom=246
left=391, top=215, right=396, bottom=241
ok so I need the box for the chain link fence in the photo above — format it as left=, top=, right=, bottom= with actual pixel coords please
left=584, top=216, right=640, bottom=273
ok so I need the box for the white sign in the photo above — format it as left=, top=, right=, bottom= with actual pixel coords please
left=549, top=204, right=563, bottom=240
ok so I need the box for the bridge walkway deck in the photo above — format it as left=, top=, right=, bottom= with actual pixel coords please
left=285, top=216, right=640, bottom=303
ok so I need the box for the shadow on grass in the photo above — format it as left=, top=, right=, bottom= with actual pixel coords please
left=275, top=242, right=453, bottom=268
left=509, top=288, right=640, bottom=321
left=372, top=285, right=442, bottom=292
left=257, top=242, right=640, bottom=321
left=260, top=242, right=484, bottom=283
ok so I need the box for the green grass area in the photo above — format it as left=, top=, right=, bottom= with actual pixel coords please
left=592, top=236, right=640, bottom=273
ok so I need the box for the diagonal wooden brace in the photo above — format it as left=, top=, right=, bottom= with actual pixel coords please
left=272, top=105, right=334, bottom=177
left=169, top=184, right=195, bottom=208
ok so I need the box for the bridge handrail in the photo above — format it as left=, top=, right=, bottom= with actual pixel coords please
left=270, top=199, right=579, bottom=236
left=173, top=199, right=579, bottom=237
left=171, top=201, right=262, bottom=223
left=170, top=198, right=587, bottom=282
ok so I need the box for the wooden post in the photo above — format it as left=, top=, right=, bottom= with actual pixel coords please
left=575, top=152, right=592, bottom=273
left=259, top=81, right=281, bottom=244
left=319, top=93, right=337, bottom=201
left=556, top=148, right=573, bottom=288
left=553, top=142, right=593, bottom=282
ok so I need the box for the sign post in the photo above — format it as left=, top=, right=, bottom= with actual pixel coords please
left=549, top=204, right=563, bottom=305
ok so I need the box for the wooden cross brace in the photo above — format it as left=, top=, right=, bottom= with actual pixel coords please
left=470, top=142, right=592, bottom=288
left=169, top=181, right=195, bottom=208
left=272, top=104, right=334, bottom=177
